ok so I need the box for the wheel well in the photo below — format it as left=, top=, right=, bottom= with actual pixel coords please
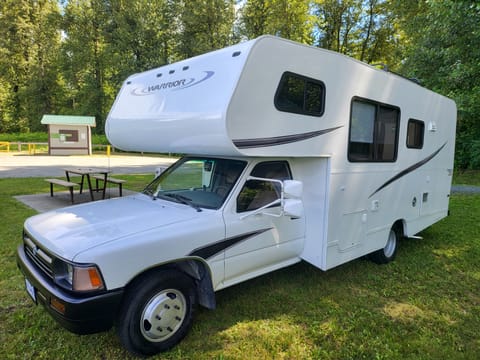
left=124, top=260, right=216, bottom=310
left=393, top=219, right=405, bottom=237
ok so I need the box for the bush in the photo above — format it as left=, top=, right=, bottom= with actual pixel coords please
left=0, top=132, right=109, bottom=145
left=455, top=138, right=480, bottom=170
left=0, top=132, right=48, bottom=142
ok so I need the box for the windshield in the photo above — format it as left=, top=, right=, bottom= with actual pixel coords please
left=143, top=157, right=247, bottom=210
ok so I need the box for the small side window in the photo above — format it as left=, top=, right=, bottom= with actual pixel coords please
left=237, top=161, right=292, bottom=213
left=274, top=72, right=325, bottom=117
left=407, top=119, right=425, bottom=149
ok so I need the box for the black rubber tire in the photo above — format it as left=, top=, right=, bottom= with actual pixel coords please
left=369, top=224, right=401, bottom=264
left=116, top=270, right=196, bottom=356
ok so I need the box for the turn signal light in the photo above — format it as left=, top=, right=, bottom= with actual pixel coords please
left=73, top=266, right=105, bottom=291
left=50, top=297, right=66, bottom=315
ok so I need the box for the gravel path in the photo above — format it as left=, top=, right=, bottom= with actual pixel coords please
left=451, top=185, right=480, bottom=194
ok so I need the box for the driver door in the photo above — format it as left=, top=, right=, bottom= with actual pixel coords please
left=222, top=161, right=305, bottom=286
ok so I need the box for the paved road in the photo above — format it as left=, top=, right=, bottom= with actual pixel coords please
left=0, top=152, right=177, bottom=178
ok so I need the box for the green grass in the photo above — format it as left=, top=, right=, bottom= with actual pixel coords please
left=454, top=169, right=480, bottom=186
left=1, top=175, right=479, bottom=359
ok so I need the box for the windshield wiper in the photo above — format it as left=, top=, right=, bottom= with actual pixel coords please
left=160, top=193, right=202, bottom=212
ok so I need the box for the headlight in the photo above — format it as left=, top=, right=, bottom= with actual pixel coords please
left=56, top=261, right=105, bottom=292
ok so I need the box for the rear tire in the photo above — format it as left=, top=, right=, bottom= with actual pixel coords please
left=116, top=270, right=196, bottom=356
left=369, top=224, right=401, bottom=264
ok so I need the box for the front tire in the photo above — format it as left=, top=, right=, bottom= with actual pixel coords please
left=117, top=270, right=196, bottom=356
left=369, top=224, right=401, bottom=264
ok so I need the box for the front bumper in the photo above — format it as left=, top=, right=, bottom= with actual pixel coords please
left=16, top=245, right=124, bottom=334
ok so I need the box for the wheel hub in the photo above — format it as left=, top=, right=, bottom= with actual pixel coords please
left=141, top=289, right=187, bottom=342
left=384, top=229, right=397, bottom=258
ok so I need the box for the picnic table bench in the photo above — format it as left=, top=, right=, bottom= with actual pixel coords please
left=91, top=174, right=126, bottom=197
left=45, top=178, right=79, bottom=203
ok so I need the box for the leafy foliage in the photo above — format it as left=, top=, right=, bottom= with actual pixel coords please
left=396, top=0, right=480, bottom=169
left=0, top=0, right=62, bottom=132
left=313, top=0, right=401, bottom=67
left=240, top=0, right=313, bottom=43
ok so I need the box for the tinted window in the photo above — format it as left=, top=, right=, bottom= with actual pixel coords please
left=250, top=161, right=292, bottom=180
left=407, top=119, right=425, bottom=149
left=275, top=72, right=325, bottom=116
left=237, top=161, right=292, bottom=213
left=348, top=99, right=400, bottom=162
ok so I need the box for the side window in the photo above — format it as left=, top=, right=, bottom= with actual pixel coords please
left=348, top=98, right=400, bottom=162
left=406, top=119, right=425, bottom=149
left=274, top=72, right=325, bottom=117
left=237, top=161, right=292, bottom=213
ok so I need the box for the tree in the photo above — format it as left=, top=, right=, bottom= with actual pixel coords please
left=176, top=0, right=236, bottom=59
left=397, top=0, right=480, bottom=168
left=26, top=0, right=63, bottom=131
left=313, top=0, right=361, bottom=54
left=0, top=0, right=61, bottom=132
left=312, top=0, right=401, bottom=68
left=105, top=0, right=179, bottom=83
left=61, top=0, right=110, bottom=132
left=239, top=0, right=313, bottom=43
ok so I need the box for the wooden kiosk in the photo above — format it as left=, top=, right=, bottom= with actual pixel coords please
left=41, top=115, right=96, bottom=155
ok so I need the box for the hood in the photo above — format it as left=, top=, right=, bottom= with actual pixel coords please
left=24, top=194, right=198, bottom=260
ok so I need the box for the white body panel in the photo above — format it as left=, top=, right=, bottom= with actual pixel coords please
left=106, top=41, right=254, bottom=156
left=25, top=194, right=226, bottom=289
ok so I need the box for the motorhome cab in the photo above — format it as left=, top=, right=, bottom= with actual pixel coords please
left=17, top=36, right=456, bottom=356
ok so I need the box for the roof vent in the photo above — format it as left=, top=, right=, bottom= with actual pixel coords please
left=182, top=66, right=189, bottom=71
left=156, top=73, right=162, bottom=78
left=232, top=51, right=241, bottom=57
left=169, top=70, right=175, bottom=74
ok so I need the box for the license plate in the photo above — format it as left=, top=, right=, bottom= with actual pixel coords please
left=25, top=278, right=37, bottom=303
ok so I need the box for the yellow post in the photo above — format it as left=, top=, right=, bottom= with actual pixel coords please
left=107, top=145, right=111, bottom=157
left=0, top=142, right=9, bottom=152
left=28, top=143, right=36, bottom=155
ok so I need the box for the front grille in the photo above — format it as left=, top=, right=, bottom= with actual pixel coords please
left=23, top=233, right=54, bottom=280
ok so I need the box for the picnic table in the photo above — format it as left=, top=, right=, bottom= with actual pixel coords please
left=45, top=167, right=126, bottom=203
left=64, top=167, right=110, bottom=201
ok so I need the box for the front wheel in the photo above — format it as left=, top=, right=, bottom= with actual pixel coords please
left=369, top=224, right=402, bottom=264
left=116, top=270, right=197, bottom=356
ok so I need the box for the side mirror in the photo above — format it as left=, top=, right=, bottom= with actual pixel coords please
left=283, top=180, right=303, bottom=199
left=239, top=178, right=304, bottom=220
left=283, top=198, right=304, bottom=218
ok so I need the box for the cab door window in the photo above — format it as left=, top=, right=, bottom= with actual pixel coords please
left=237, top=161, right=292, bottom=213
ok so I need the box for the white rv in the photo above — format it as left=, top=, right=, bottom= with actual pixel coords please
left=18, top=36, right=456, bottom=356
